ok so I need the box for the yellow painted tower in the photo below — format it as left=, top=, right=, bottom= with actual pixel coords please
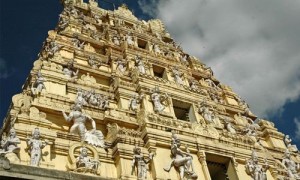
left=0, top=0, right=298, bottom=179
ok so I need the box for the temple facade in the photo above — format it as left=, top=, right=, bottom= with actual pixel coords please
left=0, top=0, right=298, bottom=179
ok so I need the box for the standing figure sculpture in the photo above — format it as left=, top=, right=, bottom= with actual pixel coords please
left=282, top=149, right=300, bottom=179
left=63, top=60, right=78, bottom=81
left=126, top=33, right=135, bottom=46
left=129, top=93, right=144, bottom=112
left=76, top=146, right=100, bottom=174
left=151, top=86, right=169, bottom=113
left=172, top=67, right=184, bottom=85
left=44, top=40, right=62, bottom=58
left=62, top=103, right=105, bottom=147
left=115, top=58, right=127, bottom=75
left=163, top=132, right=198, bottom=180
left=135, top=55, right=146, bottom=74
left=198, top=101, right=215, bottom=124
left=31, top=71, right=46, bottom=96
left=27, top=128, right=48, bottom=166
left=245, top=150, right=269, bottom=180
left=131, top=145, right=154, bottom=179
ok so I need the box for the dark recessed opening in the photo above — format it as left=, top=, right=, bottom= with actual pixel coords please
left=153, top=65, right=165, bottom=78
left=172, top=99, right=191, bottom=121
left=137, top=39, right=147, bottom=49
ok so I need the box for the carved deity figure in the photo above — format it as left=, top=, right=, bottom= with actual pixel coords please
left=129, top=94, right=144, bottom=111
left=88, top=56, right=101, bottom=69
left=245, top=150, right=269, bottom=180
left=224, top=117, right=236, bottom=134
left=153, top=44, right=161, bottom=56
left=27, top=128, right=48, bottom=166
left=180, top=54, right=189, bottom=66
left=282, top=149, right=300, bottom=179
left=63, top=60, right=78, bottom=81
left=31, top=71, right=46, bottom=96
left=131, top=145, right=154, bottom=179
left=0, top=128, right=20, bottom=155
left=125, top=34, right=135, bottom=46
left=198, top=101, right=218, bottom=125
left=62, top=103, right=105, bottom=147
left=284, top=135, right=299, bottom=153
left=135, top=55, right=146, bottom=74
left=57, top=15, right=69, bottom=33
left=112, top=36, right=120, bottom=46
left=44, top=40, right=62, bottom=58
left=76, top=146, right=100, bottom=174
left=243, top=123, right=260, bottom=137
left=72, top=36, right=84, bottom=49
left=151, top=86, right=169, bottom=113
left=172, top=67, right=184, bottom=85
left=164, top=132, right=198, bottom=180
left=115, top=58, right=127, bottom=75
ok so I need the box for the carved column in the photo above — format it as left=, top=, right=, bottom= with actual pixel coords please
left=197, top=150, right=211, bottom=180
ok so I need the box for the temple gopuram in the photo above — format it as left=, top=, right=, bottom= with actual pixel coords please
left=0, top=0, right=299, bottom=179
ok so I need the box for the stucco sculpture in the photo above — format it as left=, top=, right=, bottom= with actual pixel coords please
left=131, top=145, right=154, bottom=179
left=27, top=127, right=48, bottom=166
left=164, top=132, right=198, bottom=180
left=62, top=103, right=105, bottom=147
left=245, top=150, right=269, bottom=180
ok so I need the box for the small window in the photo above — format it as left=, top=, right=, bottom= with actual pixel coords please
left=172, top=99, right=196, bottom=122
left=206, top=153, right=238, bottom=180
left=153, top=65, right=165, bottom=78
left=137, top=39, right=147, bottom=49
left=124, top=21, right=134, bottom=29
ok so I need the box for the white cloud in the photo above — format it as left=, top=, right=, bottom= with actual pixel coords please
left=139, top=0, right=300, bottom=117
left=0, top=58, right=14, bottom=79
left=294, top=118, right=300, bottom=140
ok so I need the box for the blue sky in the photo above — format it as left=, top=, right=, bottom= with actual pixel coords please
left=1, top=0, right=300, bottom=147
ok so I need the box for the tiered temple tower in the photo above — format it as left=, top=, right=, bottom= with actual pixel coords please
left=0, top=1, right=299, bottom=180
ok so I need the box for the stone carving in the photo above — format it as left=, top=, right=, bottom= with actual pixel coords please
left=0, top=128, right=20, bottom=155
left=75, top=88, right=109, bottom=110
left=78, top=73, right=96, bottom=86
left=27, top=128, right=48, bottom=166
left=245, top=150, right=269, bottom=180
left=284, top=135, right=299, bottom=153
left=129, top=93, right=144, bottom=112
left=115, top=58, right=127, bottom=75
left=198, top=101, right=220, bottom=125
left=31, top=70, right=46, bottom=96
left=72, top=36, right=84, bottom=49
left=88, top=56, right=101, bottom=69
left=91, top=13, right=102, bottom=25
left=44, top=40, right=62, bottom=58
left=125, top=33, right=135, bottom=47
left=164, top=132, right=198, bottom=180
left=12, top=91, right=32, bottom=115
left=76, top=146, right=100, bottom=174
left=62, top=103, right=105, bottom=147
left=180, top=54, right=189, bottom=66
left=243, top=123, right=260, bottom=137
left=189, top=80, right=199, bottom=91
left=282, top=149, right=300, bottom=179
left=67, top=143, right=101, bottom=175
left=90, top=31, right=101, bottom=41
left=153, top=44, right=161, bottom=56
left=112, top=35, right=120, bottom=46
left=150, top=86, right=169, bottom=113
left=224, top=117, right=236, bottom=134
left=57, top=15, right=69, bottom=33
left=135, top=55, right=146, bottom=74
left=63, top=59, right=78, bottom=81
left=171, top=67, right=184, bottom=85
left=131, top=145, right=154, bottom=179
